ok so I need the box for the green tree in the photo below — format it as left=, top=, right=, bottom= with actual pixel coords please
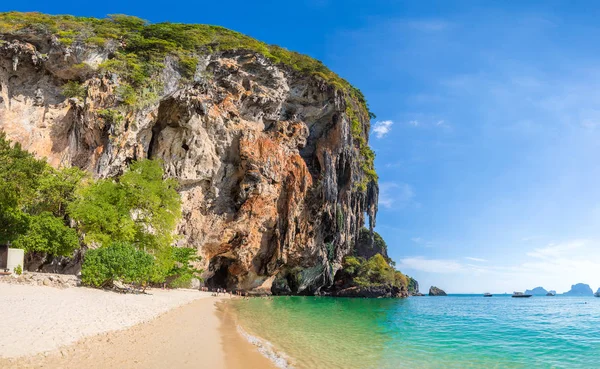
left=69, top=159, right=181, bottom=251
left=68, top=179, right=136, bottom=246
left=81, top=241, right=154, bottom=288
left=33, top=166, right=87, bottom=217
left=12, top=212, right=79, bottom=257
left=120, top=159, right=181, bottom=250
left=165, top=247, right=203, bottom=288
left=0, top=132, right=47, bottom=243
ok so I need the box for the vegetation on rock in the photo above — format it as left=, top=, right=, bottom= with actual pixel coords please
left=68, top=159, right=181, bottom=251
left=0, top=131, right=199, bottom=288
left=355, top=227, right=389, bottom=261
left=341, top=254, right=408, bottom=290
left=61, top=81, right=87, bottom=99
left=407, top=276, right=419, bottom=295
left=333, top=229, right=419, bottom=297
left=0, top=11, right=377, bottom=188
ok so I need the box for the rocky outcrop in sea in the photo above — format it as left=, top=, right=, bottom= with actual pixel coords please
left=563, top=283, right=593, bottom=296
left=525, top=287, right=548, bottom=296
left=429, top=286, right=447, bottom=296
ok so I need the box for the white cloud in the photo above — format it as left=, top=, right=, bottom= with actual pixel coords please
left=435, top=120, right=452, bottom=129
left=464, top=257, right=488, bottom=262
left=372, top=120, right=393, bottom=138
left=411, top=237, right=434, bottom=248
left=379, top=182, right=415, bottom=209
left=408, top=120, right=420, bottom=127
left=525, top=239, right=587, bottom=259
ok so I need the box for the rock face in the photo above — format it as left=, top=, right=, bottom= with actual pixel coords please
left=407, top=277, right=420, bottom=295
left=0, top=271, right=79, bottom=288
left=525, top=287, right=548, bottom=296
left=563, top=283, right=593, bottom=296
left=354, top=227, right=388, bottom=260
left=0, top=15, right=378, bottom=295
left=429, top=286, right=447, bottom=296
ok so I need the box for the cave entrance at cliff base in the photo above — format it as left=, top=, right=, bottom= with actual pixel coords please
left=205, top=255, right=237, bottom=290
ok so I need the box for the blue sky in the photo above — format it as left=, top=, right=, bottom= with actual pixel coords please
left=4, top=1, right=600, bottom=293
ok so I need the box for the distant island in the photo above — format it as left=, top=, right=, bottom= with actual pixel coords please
left=563, top=283, right=594, bottom=296
left=524, top=287, right=549, bottom=296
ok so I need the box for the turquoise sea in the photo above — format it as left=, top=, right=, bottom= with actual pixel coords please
left=231, top=295, right=600, bottom=369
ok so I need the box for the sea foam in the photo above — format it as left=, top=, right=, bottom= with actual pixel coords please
left=237, top=325, right=293, bottom=369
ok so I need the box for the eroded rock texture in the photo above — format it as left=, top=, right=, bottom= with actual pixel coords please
left=0, top=34, right=378, bottom=294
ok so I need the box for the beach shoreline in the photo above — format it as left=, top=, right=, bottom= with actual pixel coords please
left=0, top=283, right=277, bottom=369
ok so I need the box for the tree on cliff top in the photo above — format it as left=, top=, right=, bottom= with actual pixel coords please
left=68, top=159, right=181, bottom=251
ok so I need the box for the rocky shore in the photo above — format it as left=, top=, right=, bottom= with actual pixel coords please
left=0, top=271, right=79, bottom=288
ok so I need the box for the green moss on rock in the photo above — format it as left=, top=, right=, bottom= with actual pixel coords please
left=0, top=11, right=377, bottom=185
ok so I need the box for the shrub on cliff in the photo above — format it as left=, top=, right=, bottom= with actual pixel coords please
left=355, top=227, right=390, bottom=261
left=81, top=241, right=154, bottom=288
left=342, top=254, right=408, bottom=290
left=61, top=81, right=87, bottom=99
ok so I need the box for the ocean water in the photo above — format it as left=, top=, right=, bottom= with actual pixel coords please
left=231, top=295, right=600, bottom=369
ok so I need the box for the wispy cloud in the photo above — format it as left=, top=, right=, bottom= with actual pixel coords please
left=372, top=120, right=394, bottom=138
left=464, top=257, right=488, bottom=262
left=411, top=237, right=434, bottom=248
left=379, top=182, right=416, bottom=209
left=408, top=120, right=420, bottom=127
left=525, top=240, right=587, bottom=259
left=435, top=120, right=451, bottom=129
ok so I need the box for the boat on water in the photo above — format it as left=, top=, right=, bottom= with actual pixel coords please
left=512, top=292, right=532, bottom=298
left=483, top=292, right=493, bottom=297
left=546, top=292, right=556, bottom=296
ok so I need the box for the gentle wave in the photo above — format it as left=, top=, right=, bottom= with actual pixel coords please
left=236, top=325, right=294, bottom=369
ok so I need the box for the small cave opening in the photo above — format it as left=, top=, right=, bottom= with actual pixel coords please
left=205, top=256, right=237, bottom=290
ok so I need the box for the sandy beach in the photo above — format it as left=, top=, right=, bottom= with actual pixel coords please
left=0, top=283, right=277, bottom=369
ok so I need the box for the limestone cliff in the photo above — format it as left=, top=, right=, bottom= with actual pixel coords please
left=0, top=13, right=378, bottom=294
